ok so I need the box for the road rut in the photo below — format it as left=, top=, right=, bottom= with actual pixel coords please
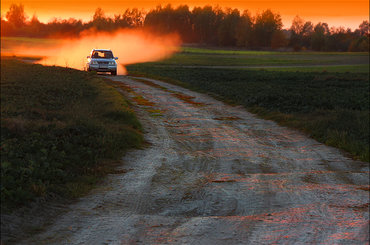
left=20, top=75, right=369, bottom=244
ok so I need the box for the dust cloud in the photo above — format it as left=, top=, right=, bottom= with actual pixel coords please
left=5, top=29, right=181, bottom=75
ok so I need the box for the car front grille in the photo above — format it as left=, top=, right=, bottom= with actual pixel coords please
left=98, top=61, right=109, bottom=64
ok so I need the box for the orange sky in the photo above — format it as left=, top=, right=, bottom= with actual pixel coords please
left=1, top=0, right=369, bottom=29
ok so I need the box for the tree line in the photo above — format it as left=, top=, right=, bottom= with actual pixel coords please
left=2, top=4, right=369, bottom=51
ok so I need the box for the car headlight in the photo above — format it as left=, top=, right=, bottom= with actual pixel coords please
left=91, top=61, right=98, bottom=65
left=109, top=61, right=116, bottom=65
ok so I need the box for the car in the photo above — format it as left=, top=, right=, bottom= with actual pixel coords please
left=86, top=49, right=118, bottom=75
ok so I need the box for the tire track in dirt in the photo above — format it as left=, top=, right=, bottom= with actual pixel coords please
left=19, top=75, right=369, bottom=244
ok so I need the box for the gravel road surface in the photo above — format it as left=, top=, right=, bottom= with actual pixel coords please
left=18, top=75, right=369, bottom=244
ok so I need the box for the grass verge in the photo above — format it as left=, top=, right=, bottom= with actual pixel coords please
left=146, top=46, right=369, bottom=67
left=1, top=58, right=143, bottom=211
left=127, top=64, right=369, bottom=162
left=244, top=64, right=370, bottom=73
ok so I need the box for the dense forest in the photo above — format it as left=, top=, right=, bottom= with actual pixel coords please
left=1, top=4, right=369, bottom=51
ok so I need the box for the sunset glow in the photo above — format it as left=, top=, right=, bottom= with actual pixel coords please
left=1, top=0, right=369, bottom=29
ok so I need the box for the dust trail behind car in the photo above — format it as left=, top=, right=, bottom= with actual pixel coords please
left=1, top=29, right=181, bottom=74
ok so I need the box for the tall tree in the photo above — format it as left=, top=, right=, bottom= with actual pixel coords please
left=28, top=14, right=43, bottom=37
left=235, top=10, right=253, bottom=47
left=144, top=5, right=193, bottom=42
left=289, top=16, right=313, bottom=50
left=253, top=9, right=283, bottom=48
left=217, top=8, right=240, bottom=46
left=173, top=5, right=193, bottom=42
left=290, top=15, right=305, bottom=35
left=311, top=22, right=329, bottom=51
left=114, top=9, right=145, bottom=28
left=192, top=5, right=222, bottom=44
left=358, top=20, right=369, bottom=36
left=6, top=4, right=27, bottom=27
left=144, top=5, right=172, bottom=33
left=92, top=7, right=111, bottom=30
left=349, top=21, right=369, bottom=51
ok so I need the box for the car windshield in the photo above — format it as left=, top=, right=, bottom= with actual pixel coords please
left=91, top=50, right=113, bottom=59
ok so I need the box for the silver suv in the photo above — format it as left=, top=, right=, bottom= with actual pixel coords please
left=86, top=49, right=118, bottom=75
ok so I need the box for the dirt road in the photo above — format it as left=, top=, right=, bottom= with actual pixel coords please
left=20, top=75, right=369, bottom=244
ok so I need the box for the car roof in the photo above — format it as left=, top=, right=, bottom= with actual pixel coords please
left=92, top=49, right=112, bottom=52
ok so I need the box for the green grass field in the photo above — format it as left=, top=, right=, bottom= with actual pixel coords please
left=127, top=46, right=369, bottom=162
left=244, top=64, right=369, bottom=73
left=181, top=46, right=369, bottom=56
left=149, top=46, right=369, bottom=73
left=1, top=58, right=143, bottom=210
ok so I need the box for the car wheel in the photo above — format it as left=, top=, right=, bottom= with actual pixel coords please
left=111, top=70, right=117, bottom=76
